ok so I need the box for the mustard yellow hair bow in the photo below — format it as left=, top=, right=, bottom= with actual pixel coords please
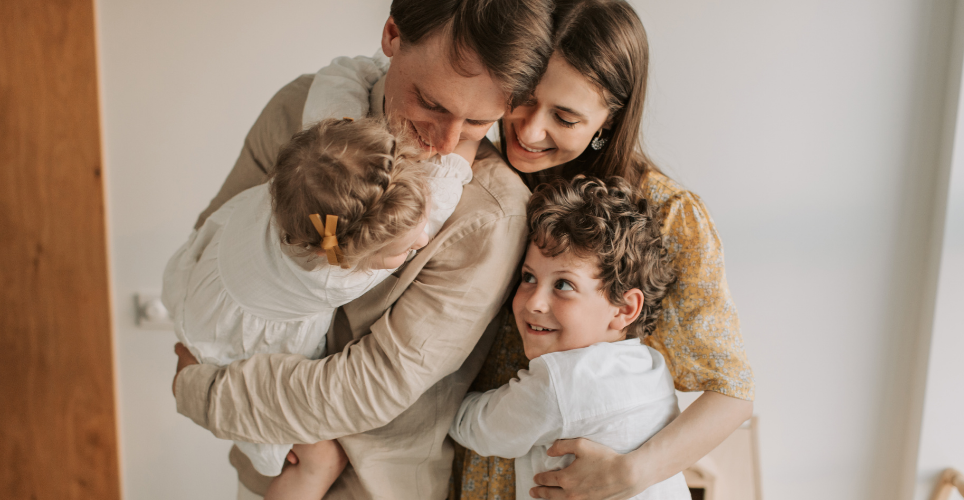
left=309, top=214, right=344, bottom=266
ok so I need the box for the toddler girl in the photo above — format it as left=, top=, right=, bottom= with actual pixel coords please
left=162, top=117, right=473, bottom=499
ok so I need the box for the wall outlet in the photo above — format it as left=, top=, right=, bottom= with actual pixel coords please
left=134, top=292, right=173, bottom=330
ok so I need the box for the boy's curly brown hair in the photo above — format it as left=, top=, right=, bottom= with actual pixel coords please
left=269, top=118, right=429, bottom=269
left=526, top=175, right=675, bottom=337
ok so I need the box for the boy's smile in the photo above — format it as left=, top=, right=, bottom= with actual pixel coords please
left=512, top=242, right=631, bottom=360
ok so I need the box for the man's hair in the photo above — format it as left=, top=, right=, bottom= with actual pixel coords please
left=269, top=118, right=428, bottom=269
left=390, top=0, right=554, bottom=107
left=526, top=175, right=675, bottom=338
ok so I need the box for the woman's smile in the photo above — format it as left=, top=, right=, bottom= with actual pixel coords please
left=502, top=54, right=611, bottom=174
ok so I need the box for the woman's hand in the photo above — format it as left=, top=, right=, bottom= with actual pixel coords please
left=530, top=391, right=753, bottom=500
left=529, top=438, right=642, bottom=500
left=172, top=342, right=199, bottom=396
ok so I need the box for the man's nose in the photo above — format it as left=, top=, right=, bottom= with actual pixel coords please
left=432, top=120, right=462, bottom=155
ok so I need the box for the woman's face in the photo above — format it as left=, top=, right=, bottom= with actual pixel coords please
left=502, top=53, right=612, bottom=173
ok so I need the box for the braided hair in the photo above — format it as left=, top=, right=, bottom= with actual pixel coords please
left=269, top=118, right=429, bottom=269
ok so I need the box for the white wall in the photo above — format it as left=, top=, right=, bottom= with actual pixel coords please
left=95, top=1, right=959, bottom=499
left=914, top=2, right=964, bottom=498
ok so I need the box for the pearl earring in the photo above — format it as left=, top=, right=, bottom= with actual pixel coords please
left=591, top=129, right=607, bottom=150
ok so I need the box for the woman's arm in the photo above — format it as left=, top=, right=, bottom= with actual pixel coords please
left=530, top=391, right=751, bottom=500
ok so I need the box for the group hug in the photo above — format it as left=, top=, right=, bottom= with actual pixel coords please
left=164, top=0, right=755, bottom=499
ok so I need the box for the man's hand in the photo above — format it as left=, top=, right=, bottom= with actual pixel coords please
left=172, top=342, right=199, bottom=396
left=529, top=438, right=641, bottom=500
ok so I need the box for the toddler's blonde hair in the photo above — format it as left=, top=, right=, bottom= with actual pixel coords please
left=269, top=118, right=429, bottom=269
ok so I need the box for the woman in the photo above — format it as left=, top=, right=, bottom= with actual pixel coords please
left=452, top=1, right=754, bottom=499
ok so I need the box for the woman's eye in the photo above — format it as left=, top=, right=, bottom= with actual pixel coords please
left=554, top=114, right=578, bottom=128
left=522, top=272, right=536, bottom=284
left=554, top=280, right=574, bottom=291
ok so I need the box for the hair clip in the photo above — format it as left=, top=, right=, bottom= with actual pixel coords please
left=309, top=214, right=345, bottom=266
left=341, top=117, right=354, bottom=122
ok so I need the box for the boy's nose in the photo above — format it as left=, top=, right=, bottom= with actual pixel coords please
left=525, top=289, right=549, bottom=314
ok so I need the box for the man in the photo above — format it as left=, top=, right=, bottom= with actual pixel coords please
left=173, top=0, right=554, bottom=498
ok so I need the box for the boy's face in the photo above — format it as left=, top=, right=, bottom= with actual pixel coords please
left=512, top=242, right=628, bottom=360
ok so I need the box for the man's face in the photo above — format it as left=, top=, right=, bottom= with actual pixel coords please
left=381, top=17, right=505, bottom=158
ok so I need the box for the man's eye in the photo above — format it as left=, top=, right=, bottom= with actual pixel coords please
left=555, top=280, right=574, bottom=291
left=522, top=272, right=536, bottom=284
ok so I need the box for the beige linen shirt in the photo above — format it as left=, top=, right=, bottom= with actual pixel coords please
left=175, top=73, right=530, bottom=499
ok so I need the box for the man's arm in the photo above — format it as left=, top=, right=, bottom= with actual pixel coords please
left=176, top=208, right=528, bottom=444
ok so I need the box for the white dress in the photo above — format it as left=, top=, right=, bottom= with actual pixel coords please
left=163, top=140, right=471, bottom=478
left=449, top=340, right=691, bottom=500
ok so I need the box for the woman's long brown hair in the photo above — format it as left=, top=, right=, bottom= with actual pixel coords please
left=505, top=0, right=658, bottom=189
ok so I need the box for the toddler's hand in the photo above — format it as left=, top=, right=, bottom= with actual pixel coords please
left=172, top=342, right=199, bottom=396
left=453, top=138, right=481, bottom=164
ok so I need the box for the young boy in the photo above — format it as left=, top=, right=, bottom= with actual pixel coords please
left=449, top=175, right=690, bottom=500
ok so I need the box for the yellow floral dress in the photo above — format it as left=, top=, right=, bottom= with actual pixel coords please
left=450, top=170, right=755, bottom=500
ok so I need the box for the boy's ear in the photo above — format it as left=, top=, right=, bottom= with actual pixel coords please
left=610, top=288, right=644, bottom=331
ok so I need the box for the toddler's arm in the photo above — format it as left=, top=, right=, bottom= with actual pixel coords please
left=449, top=358, right=562, bottom=459
left=301, top=51, right=388, bottom=125
left=452, top=138, right=481, bottom=165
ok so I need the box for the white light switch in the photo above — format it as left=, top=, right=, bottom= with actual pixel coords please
left=135, top=292, right=173, bottom=330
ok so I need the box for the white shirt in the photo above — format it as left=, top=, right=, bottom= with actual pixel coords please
left=449, top=340, right=691, bottom=500
left=161, top=52, right=471, bottom=477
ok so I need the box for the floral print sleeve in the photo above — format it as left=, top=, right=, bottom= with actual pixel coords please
left=452, top=172, right=754, bottom=500
left=642, top=172, right=754, bottom=399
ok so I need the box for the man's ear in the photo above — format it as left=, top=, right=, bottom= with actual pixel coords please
left=609, top=288, right=644, bottom=331
left=381, top=16, right=402, bottom=58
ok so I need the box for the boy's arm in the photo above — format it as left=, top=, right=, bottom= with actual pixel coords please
left=449, top=358, right=563, bottom=459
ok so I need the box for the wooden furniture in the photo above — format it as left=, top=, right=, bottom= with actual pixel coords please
left=930, top=469, right=964, bottom=500
left=0, top=0, right=120, bottom=498
left=683, top=416, right=762, bottom=500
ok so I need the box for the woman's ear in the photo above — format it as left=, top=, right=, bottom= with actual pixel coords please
left=609, top=288, right=644, bottom=332
left=381, top=16, right=402, bottom=57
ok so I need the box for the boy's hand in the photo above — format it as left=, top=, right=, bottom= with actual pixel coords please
left=172, top=342, right=199, bottom=396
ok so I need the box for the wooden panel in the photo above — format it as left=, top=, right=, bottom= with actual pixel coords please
left=0, top=0, right=121, bottom=499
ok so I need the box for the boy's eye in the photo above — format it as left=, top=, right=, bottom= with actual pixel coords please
left=521, top=272, right=536, bottom=284
left=554, top=280, right=574, bottom=291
